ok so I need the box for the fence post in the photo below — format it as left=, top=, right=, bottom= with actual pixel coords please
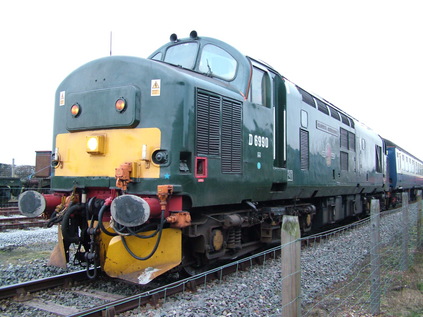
left=370, top=199, right=381, bottom=315
left=401, top=192, right=409, bottom=271
left=417, top=191, right=422, bottom=251
left=281, top=215, right=301, bottom=317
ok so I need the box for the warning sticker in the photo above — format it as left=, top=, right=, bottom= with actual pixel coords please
left=151, top=79, right=161, bottom=96
left=59, top=91, right=66, bottom=106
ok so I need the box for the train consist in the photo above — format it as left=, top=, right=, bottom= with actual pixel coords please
left=19, top=31, right=423, bottom=284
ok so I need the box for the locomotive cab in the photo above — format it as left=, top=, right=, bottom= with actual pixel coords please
left=148, top=30, right=251, bottom=98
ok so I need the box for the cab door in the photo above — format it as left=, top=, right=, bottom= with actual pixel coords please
left=272, top=74, right=286, bottom=169
left=248, top=60, right=287, bottom=186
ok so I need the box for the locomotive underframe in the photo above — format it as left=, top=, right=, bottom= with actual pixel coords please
left=19, top=185, right=406, bottom=284
left=178, top=200, right=317, bottom=274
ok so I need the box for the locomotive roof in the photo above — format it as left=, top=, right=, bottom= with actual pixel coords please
left=148, top=32, right=372, bottom=135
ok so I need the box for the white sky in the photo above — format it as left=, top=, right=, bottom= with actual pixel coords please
left=1, top=0, right=422, bottom=166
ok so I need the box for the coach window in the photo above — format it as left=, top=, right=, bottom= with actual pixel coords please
left=250, top=67, right=271, bottom=107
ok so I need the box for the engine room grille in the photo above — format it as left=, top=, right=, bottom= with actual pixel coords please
left=300, top=129, right=309, bottom=170
left=221, top=99, right=242, bottom=173
left=340, top=151, right=349, bottom=171
left=196, top=92, right=220, bottom=156
left=196, top=89, right=243, bottom=174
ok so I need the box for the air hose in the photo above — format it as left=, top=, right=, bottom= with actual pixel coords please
left=98, top=204, right=118, bottom=237
left=97, top=201, right=166, bottom=261
left=61, top=203, right=86, bottom=244
left=121, top=209, right=165, bottom=261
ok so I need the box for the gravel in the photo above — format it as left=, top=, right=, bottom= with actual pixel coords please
left=0, top=204, right=418, bottom=316
left=0, top=226, right=80, bottom=286
left=0, top=226, right=58, bottom=249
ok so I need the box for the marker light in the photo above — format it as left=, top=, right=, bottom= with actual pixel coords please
left=86, top=135, right=105, bottom=154
left=115, top=98, right=126, bottom=112
left=71, top=103, right=81, bottom=117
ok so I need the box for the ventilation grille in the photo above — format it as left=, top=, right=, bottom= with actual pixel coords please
left=340, top=128, right=348, bottom=149
left=341, top=151, right=349, bottom=171
left=222, top=99, right=242, bottom=173
left=196, top=92, right=220, bottom=156
left=348, top=132, right=356, bottom=151
left=196, top=89, right=242, bottom=174
left=300, top=129, right=309, bottom=170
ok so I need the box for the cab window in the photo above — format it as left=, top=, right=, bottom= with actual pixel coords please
left=151, top=52, right=162, bottom=61
left=250, top=67, right=270, bottom=107
left=199, top=44, right=237, bottom=80
left=164, top=42, right=199, bottom=69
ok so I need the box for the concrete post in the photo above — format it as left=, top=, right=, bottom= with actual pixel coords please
left=401, top=192, right=409, bottom=271
left=417, top=191, right=422, bottom=251
left=281, top=215, right=301, bottom=317
left=370, top=199, right=381, bottom=315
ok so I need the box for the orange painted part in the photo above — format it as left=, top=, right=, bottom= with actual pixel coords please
left=115, top=162, right=133, bottom=190
left=166, top=211, right=191, bottom=228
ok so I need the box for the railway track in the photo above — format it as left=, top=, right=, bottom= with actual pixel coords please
left=0, top=270, right=89, bottom=300
left=0, top=205, right=19, bottom=216
left=0, top=215, right=47, bottom=231
left=0, top=249, right=279, bottom=316
left=0, top=205, right=48, bottom=231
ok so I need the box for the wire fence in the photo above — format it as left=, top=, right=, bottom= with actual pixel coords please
left=282, top=192, right=423, bottom=316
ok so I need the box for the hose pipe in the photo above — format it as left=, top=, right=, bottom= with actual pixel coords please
left=61, top=203, right=86, bottom=244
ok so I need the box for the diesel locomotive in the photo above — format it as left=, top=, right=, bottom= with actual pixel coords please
left=18, top=31, right=423, bottom=284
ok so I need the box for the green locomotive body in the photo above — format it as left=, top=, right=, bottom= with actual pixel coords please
left=19, top=32, right=389, bottom=283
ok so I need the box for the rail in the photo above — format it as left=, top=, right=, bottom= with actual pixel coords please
left=0, top=270, right=88, bottom=300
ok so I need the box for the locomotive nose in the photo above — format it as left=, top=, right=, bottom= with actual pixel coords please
left=110, top=195, right=151, bottom=227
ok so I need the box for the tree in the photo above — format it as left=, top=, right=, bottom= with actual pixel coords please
left=0, top=164, right=35, bottom=179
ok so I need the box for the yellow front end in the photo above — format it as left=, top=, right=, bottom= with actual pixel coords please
left=54, top=127, right=161, bottom=178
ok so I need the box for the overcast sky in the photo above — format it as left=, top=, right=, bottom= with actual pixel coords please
left=1, top=0, right=422, bottom=166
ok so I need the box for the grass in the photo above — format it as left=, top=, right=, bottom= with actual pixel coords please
left=379, top=250, right=423, bottom=317
left=0, top=243, right=55, bottom=265
left=306, top=248, right=423, bottom=316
